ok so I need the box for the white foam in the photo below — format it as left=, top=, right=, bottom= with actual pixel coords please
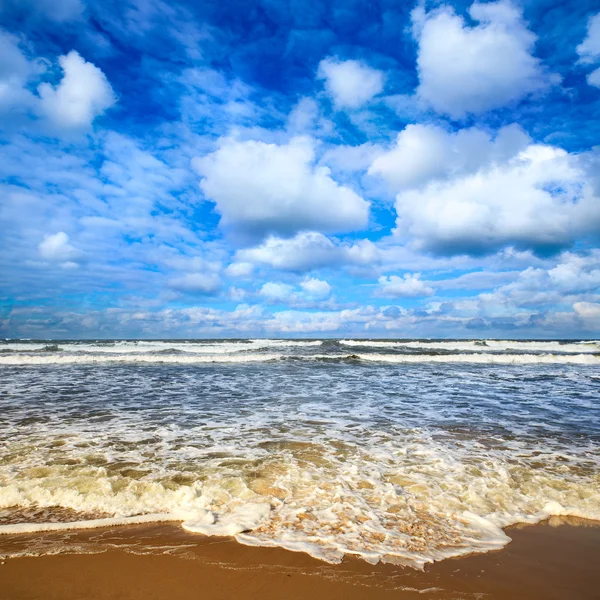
left=1, top=435, right=597, bottom=568
left=356, top=352, right=600, bottom=365
left=0, top=514, right=178, bottom=535
left=339, top=339, right=600, bottom=354
left=1, top=352, right=596, bottom=365
left=0, top=339, right=322, bottom=354
left=183, top=503, right=271, bottom=536
left=0, top=353, right=284, bottom=365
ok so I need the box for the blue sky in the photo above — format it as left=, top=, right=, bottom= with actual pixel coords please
left=1, top=0, right=600, bottom=338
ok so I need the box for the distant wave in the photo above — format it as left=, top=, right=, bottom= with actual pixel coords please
left=0, top=339, right=323, bottom=355
left=0, top=352, right=598, bottom=365
left=339, top=339, right=600, bottom=354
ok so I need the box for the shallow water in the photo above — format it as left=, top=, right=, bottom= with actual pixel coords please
left=0, top=339, right=599, bottom=567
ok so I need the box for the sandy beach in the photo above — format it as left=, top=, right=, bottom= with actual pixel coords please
left=1, top=518, right=599, bottom=600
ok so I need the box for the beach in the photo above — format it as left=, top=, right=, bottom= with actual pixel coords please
left=1, top=518, right=600, bottom=599
left=4, top=0, right=600, bottom=593
left=1, top=339, right=599, bottom=597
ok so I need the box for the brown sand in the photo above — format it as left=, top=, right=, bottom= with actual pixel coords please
left=1, top=518, right=599, bottom=600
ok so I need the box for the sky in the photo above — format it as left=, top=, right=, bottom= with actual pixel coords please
left=1, top=0, right=600, bottom=339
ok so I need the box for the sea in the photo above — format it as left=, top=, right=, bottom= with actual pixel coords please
left=0, top=338, right=599, bottom=568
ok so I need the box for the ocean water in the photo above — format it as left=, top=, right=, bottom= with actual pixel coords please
left=0, top=339, right=599, bottom=568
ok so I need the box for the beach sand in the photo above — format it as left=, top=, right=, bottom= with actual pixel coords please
left=1, top=517, right=599, bottom=599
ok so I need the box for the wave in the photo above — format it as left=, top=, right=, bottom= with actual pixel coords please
left=0, top=352, right=598, bottom=366
left=1, top=446, right=598, bottom=568
left=0, top=339, right=323, bottom=355
left=339, top=339, right=600, bottom=354
left=0, top=513, right=178, bottom=534
left=355, top=352, right=600, bottom=364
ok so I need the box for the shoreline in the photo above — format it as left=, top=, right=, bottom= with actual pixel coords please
left=1, top=517, right=599, bottom=599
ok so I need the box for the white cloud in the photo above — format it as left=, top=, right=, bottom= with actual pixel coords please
left=0, top=30, right=31, bottom=91
left=228, top=287, right=247, bottom=301
left=239, top=232, right=338, bottom=271
left=286, top=97, right=333, bottom=136
left=225, top=262, right=254, bottom=277
left=433, top=270, right=521, bottom=291
left=369, top=123, right=530, bottom=191
left=577, top=13, right=600, bottom=63
left=368, top=123, right=600, bottom=255
left=287, top=97, right=319, bottom=132
left=38, top=51, right=116, bottom=129
left=573, top=302, right=600, bottom=327
left=259, top=281, right=294, bottom=302
left=321, top=142, right=384, bottom=173
left=99, top=131, right=191, bottom=214
left=317, top=57, right=384, bottom=110
left=576, top=12, right=600, bottom=87
left=546, top=254, right=600, bottom=292
left=38, top=231, right=78, bottom=263
left=459, top=252, right=600, bottom=321
left=588, top=67, right=600, bottom=88
left=194, top=136, right=369, bottom=240
left=300, top=277, right=331, bottom=299
left=258, top=278, right=332, bottom=306
left=0, top=38, right=115, bottom=130
left=168, top=272, right=221, bottom=295
left=236, top=232, right=378, bottom=272
left=0, top=30, right=45, bottom=118
left=412, top=1, right=555, bottom=118
left=263, top=305, right=409, bottom=334
left=376, top=273, right=434, bottom=298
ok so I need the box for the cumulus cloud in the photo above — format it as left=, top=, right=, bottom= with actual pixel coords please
left=376, top=273, right=434, bottom=298
left=369, top=123, right=530, bottom=191
left=453, top=252, right=600, bottom=324
left=259, top=281, right=294, bottom=302
left=225, top=262, right=254, bottom=277
left=258, top=278, right=332, bottom=305
left=369, top=123, right=600, bottom=256
left=38, top=51, right=116, bottom=129
left=317, top=57, right=384, bottom=110
left=576, top=12, right=600, bottom=87
left=194, top=137, right=369, bottom=240
left=0, top=38, right=115, bottom=130
left=573, top=302, right=600, bottom=328
left=168, top=272, right=221, bottom=295
left=264, top=305, right=409, bottom=334
left=38, top=231, right=78, bottom=265
left=236, top=232, right=378, bottom=272
left=412, top=1, right=556, bottom=118
left=546, top=254, right=600, bottom=293
left=300, top=277, right=331, bottom=299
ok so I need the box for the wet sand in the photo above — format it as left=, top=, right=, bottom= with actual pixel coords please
left=1, top=518, right=599, bottom=600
